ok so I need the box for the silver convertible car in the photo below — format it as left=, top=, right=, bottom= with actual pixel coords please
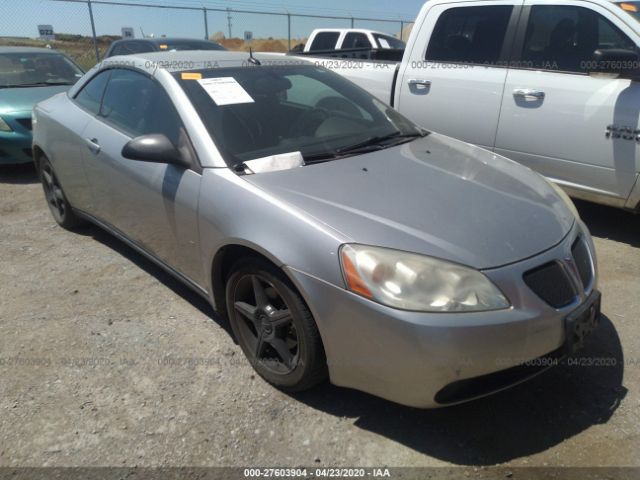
left=33, top=51, right=601, bottom=408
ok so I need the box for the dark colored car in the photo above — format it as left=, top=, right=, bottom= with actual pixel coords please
left=104, top=38, right=226, bottom=58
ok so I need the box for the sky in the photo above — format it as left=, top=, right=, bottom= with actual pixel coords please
left=0, top=0, right=426, bottom=40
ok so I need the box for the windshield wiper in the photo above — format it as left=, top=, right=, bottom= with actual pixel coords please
left=335, top=130, right=427, bottom=155
left=1, top=81, right=74, bottom=88
left=302, top=131, right=428, bottom=164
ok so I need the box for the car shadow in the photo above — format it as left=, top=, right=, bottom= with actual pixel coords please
left=0, top=163, right=38, bottom=184
left=575, top=199, right=639, bottom=248
left=291, top=314, right=625, bottom=465
left=72, top=223, right=234, bottom=339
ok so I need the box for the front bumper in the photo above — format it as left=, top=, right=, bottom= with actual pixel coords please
left=0, top=113, right=34, bottom=164
left=286, top=221, right=599, bottom=408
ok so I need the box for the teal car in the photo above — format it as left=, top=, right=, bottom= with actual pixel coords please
left=0, top=47, right=83, bottom=164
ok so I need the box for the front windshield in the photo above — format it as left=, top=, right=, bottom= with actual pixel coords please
left=174, top=65, right=422, bottom=168
left=0, top=52, right=83, bottom=88
left=617, top=2, right=640, bottom=22
left=373, top=34, right=406, bottom=50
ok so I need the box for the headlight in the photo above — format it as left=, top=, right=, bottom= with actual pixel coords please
left=546, top=179, right=580, bottom=219
left=340, top=244, right=510, bottom=312
left=0, top=116, right=12, bottom=132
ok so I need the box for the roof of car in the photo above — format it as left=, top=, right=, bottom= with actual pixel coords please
left=102, top=50, right=309, bottom=73
left=310, top=28, right=392, bottom=36
left=68, top=50, right=312, bottom=97
left=0, top=46, right=62, bottom=54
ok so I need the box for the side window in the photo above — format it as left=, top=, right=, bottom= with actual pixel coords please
left=309, top=32, right=340, bottom=51
left=425, top=6, right=514, bottom=65
left=74, top=70, right=110, bottom=114
left=342, top=33, right=370, bottom=49
left=99, top=69, right=183, bottom=144
left=521, top=5, right=637, bottom=73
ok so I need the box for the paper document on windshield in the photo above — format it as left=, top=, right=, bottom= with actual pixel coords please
left=243, top=151, right=305, bottom=174
left=197, top=77, right=254, bottom=106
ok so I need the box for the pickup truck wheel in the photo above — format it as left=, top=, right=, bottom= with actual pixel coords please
left=39, top=155, right=84, bottom=229
left=225, top=257, right=328, bottom=392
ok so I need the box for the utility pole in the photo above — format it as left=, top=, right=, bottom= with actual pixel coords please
left=226, top=8, right=232, bottom=38
left=87, top=0, right=100, bottom=62
left=203, top=7, right=209, bottom=40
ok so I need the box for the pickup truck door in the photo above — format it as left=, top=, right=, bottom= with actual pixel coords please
left=396, top=1, right=522, bottom=150
left=494, top=0, right=640, bottom=205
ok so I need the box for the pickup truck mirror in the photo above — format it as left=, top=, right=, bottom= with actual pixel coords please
left=590, top=48, right=640, bottom=80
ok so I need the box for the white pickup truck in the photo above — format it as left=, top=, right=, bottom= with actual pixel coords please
left=304, top=29, right=406, bottom=53
left=322, top=0, right=640, bottom=211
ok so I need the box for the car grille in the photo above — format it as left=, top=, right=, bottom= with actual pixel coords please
left=16, top=118, right=32, bottom=130
left=572, top=236, right=593, bottom=290
left=523, top=235, right=594, bottom=309
left=523, top=262, right=576, bottom=308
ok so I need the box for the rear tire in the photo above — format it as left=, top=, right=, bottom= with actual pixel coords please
left=225, top=257, right=328, bottom=392
left=38, top=155, right=84, bottom=230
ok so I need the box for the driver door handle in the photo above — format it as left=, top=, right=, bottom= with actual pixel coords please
left=513, top=89, right=545, bottom=100
left=85, top=137, right=101, bottom=155
left=408, top=79, right=431, bottom=89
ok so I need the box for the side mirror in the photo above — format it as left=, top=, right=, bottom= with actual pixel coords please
left=591, top=48, right=640, bottom=80
left=121, top=134, right=189, bottom=168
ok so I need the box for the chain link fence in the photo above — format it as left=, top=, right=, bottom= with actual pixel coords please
left=0, top=0, right=415, bottom=70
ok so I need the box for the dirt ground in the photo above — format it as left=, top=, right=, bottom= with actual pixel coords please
left=0, top=163, right=639, bottom=471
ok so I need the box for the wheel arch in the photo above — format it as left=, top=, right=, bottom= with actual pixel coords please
left=210, top=242, right=298, bottom=318
left=32, top=144, right=46, bottom=169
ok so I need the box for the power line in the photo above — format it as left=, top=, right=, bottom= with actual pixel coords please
left=87, top=0, right=417, bottom=20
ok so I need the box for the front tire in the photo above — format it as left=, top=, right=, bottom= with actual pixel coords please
left=39, top=155, right=84, bottom=230
left=225, top=257, right=328, bottom=392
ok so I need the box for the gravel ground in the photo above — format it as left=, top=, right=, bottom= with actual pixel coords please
left=0, top=163, right=638, bottom=470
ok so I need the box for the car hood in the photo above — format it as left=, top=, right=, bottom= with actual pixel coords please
left=0, top=85, right=70, bottom=115
left=244, top=133, right=575, bottom=269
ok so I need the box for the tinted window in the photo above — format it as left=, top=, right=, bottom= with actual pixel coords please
left=162, top=40, right=225, bottom=51
left=174, top=66, right=420, bottom=167
left=521, top=5, right=636, bottom=73
left=74, top=70, right=110, bottom=114
left=373, top=34, right=405, bottom=49
left=309, top=32, right=340, bottom=51
left=107, top=44, right=122, bottom=57
left=342, top=33, right=370, bottom=49
left=286, top=74, right=373, bottom=121
left=99, top=69, right=182, bottom=144
left=426, top=6, right=513, bottom=65
left=121, top=41, right=155, bottom=55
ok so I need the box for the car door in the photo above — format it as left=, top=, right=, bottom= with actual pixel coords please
left=81, top=68, right=204, bottom=286
left=45, top=69, right=111, bottom=214
left=494, top=0, right=640, bottom=204
left=396, top=0, right=521, bottom=149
